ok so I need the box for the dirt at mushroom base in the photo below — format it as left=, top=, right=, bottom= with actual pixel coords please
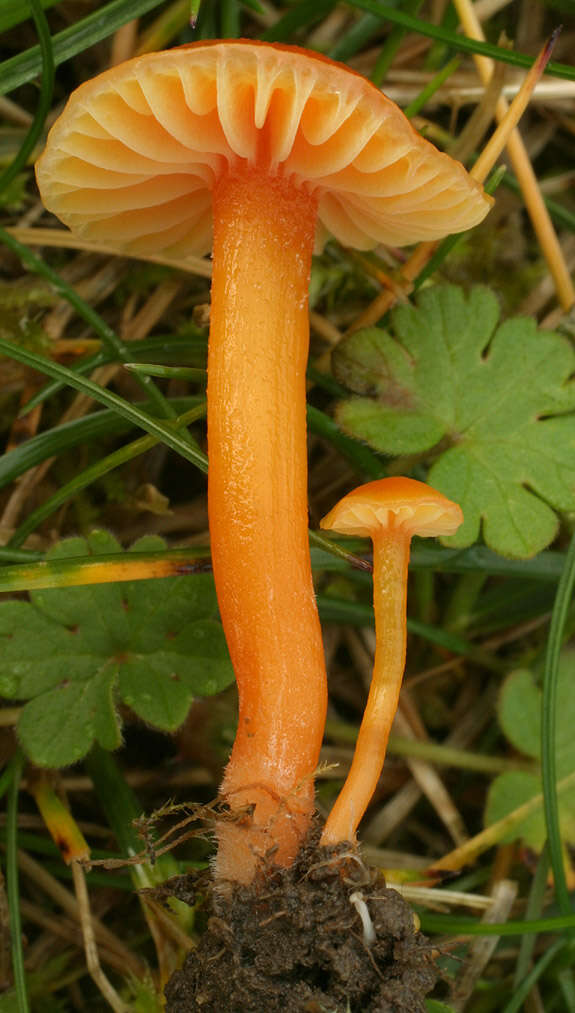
left=163, top=824, right=436, bottom=1013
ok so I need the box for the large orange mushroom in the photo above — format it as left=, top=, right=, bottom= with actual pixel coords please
left=35, top=40, right=491, bottom=884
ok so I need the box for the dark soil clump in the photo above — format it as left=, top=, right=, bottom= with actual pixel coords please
left=164, top=834, right=436, bottom=1012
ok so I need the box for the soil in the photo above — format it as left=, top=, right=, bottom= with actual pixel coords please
left=163, top=832, right=436, bottom=1012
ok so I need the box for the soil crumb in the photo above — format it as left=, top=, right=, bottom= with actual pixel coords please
left=164, top=832, right=436, bottom=1012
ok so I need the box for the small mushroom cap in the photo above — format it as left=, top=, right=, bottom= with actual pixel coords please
left=36, top=40, right=492, bottom=258
left=320, top=476, right=463, bottom=539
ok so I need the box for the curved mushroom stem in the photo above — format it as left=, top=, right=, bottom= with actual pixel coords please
left=320, top=525, right=410, bottom=846
left=208, top=166, right=327, bottom=883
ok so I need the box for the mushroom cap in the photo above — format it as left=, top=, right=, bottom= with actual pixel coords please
left=36, top=39, right=492, bottom=258
left=320, top=476, right=463, bottom=539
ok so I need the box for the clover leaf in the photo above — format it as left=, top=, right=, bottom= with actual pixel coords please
left=333, top=284, right=575, bottom=558
left=484, top=652, right=575, bottom=848
left=0, top=530, right=234, bottom=768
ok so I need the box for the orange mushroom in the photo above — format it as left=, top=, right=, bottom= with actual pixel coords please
left=319, top=477, right=463, bottom=847
left=35, top=41, right=490, bottom=884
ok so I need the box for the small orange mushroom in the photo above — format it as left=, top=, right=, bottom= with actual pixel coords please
left=35, top=41, right=489, bottom=884
left=319, top=477, right=463, bottom=847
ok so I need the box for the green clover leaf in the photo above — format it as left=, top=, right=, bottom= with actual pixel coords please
left=485, top=652, right=575, bottom=848
left=0, top=530, right=233, bottom=768
left=333, top=284, right=575, bottom=558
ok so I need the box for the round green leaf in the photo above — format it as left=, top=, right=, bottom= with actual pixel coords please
left=334, top=285, right=575, bottom=558
left=6, top=531, right=234, bottom=767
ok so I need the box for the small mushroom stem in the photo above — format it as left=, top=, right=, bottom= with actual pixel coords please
left=208, top=165, right=327, bottom=882
left=321, top=525, right=410, bottom=846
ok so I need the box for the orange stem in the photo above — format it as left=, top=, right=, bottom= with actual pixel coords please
left=321, top=527, right=410, bottom=846
left=208, top=166, right=328, bottom=883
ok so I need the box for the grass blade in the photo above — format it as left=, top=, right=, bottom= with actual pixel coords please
left=307, top=404, right=386, bottom=479
left=506, top=938, right=565, bottom=1012
left=0, top=0, right=54, bottom=198
left=8, top=403, right=206, bottom=549
left=0, top=337, right=209, bottom=472
left=0, top=397, right=202, bottom=490
left=421, top=912, right=575, bottom=936
left=0, top=228, right=186, bottom=426
left=5, top=751, right=29, bottom=1012
left=261, top=0, right=336, bottom=42
left=514, top=844, right=550, bottom=991
left=404, top=57, right=460, bottom=119
left=0, top=548, right=211, bottom=593
left=24, top=332, right=208, bottom=415
left=342, top=1, right=575, bottom=81
left=371, top=0, right=424, bottom=86
left=221, top=0, right=241, bottom=37
left=328, top=13, right=381, bottom=61
left=541, top=530, right=575, bottom=928
left=0, top=0, right=166, bottom=96
left=0, top=0, right=60, bottom=34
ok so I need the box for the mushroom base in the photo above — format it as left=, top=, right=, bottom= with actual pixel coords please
left=164, top=829, right=437, bottom=1012
left=214, top=782, right=312, bottom=885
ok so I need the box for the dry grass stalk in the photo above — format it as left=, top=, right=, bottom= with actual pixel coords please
left=347, top=25, right=566, bottom=333
left=393, top=704, right=469, bottom=847
left=395, top=883, right=493, bottom=912
left=453, top=0, right=575, bottom=309
left=431, top=768, right=575, bottom=873
left=17, top=850, right=145, bottom=977
left=6, top=227, right=213, bottom=279
left=364, top=687, right=496, bottom=846
left=71, top=861, right=130, bottom=1013
left=451, top=878, right=518, bottom=1010
left=20, top=897, right=134, bottom=977
left=109, top=20, right=139, bottom=67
